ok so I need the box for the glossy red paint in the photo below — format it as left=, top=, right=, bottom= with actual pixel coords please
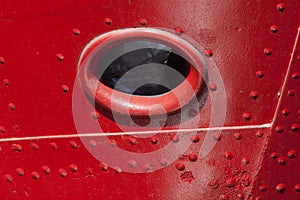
left=0, top=0, right=299, bottom=199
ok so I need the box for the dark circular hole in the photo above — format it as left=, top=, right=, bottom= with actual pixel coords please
left=97, top=42, right=191, bottom=96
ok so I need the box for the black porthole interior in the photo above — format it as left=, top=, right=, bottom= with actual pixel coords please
left=97, top=41, right=191, bottom=96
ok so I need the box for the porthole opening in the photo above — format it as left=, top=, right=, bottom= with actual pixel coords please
left=94, top=41, right=191, bottom=96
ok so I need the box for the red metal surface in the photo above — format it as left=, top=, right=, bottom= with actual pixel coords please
left=0, top=0, right=299, bottom=199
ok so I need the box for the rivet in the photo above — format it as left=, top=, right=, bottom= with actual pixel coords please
left=114, top=167, right=122, bottom=174
left=208, top=179, right=219, bottom=189
left=226, top=177, right=236, bottom=188
left=270, top=25, right=279, bottom=33
left=241, top=157, right=250, bottom=165
left=128, top=137, right=137, bottom=145
left=56, top=53, right=64, bottom=61
left=0, top=57, right=5, bottom=64
left=204, top=49, right=213, bottom=57
left=234, top=132, right=242, bottom=140
left=219, top=194, right=229, bottom=200
left=58, top=168, right=67, bottom=178
left=171, top=135, right=179, bottom=143
left=242, top=112, right=252, bottom=120
left=288, top=89, right=296, bottom=96
left=41, top=166, right=51, bottom=175
left=88, top=140, right=97, bottom=148
left=72, top=28, right=80, bottom=36
left=297, top=54, right=300, bottom=61
left=209, top=83, right=217, bottom=91
left=256, top=70, right=265, bottom=78
left=109, top=139, right=117, bottom=147
left=69, top=164, right=78, bottom=172
left=16, top=168, right=25, bottom=176
left=174, top=27, right=184, bottom=34
left=4, top=174, right=13, bottom=183
left=144, top=164, right=153, bottom=172
left=276, top=183, right=286, bottom=193
left=291, top=123, right=300, bottom=132
left=0, top=126, right=6, bottom=133
left=3, top=79, right=10, bottom=86
left=127, top=160, right=137, bottom=168
left=69, top=140, right=79, bottom=148
left=150, top=136, right=158, bottom=144
left=256, top=130, right=264, bottom=138
left=263, top=48, right=272, bottom=56
left=99, top=163, right=108, bottom=171
left=8, top=103, right=15, bottom=111
left=250, top=91, right=258, bottom=99
left=275, top=125, right=284, bottom=133
left=189, top=109, right=198, bottom=117
left=259, top=184, right=268, bottom=192
left=276, top=3, right=285, bottom=12
left=86, top=168, right=93, bottom=175
left=159, top=158, right=168, bottom=166
left=292, top=72, right=300, bottom=79
left=295, top=184, right=300, bottom=192
left=237, top=193, right=245, bottom=200
left=30, top=171, right=40, bottom=180
left=50, top=142, right=57, bottom=150
left=11, top=144, right=22, bottom=152
left=191, top=135, right=200, bottom=143
left=90, top=111, right=99, bottom=120
left=139, top=18, right=147, bottom=26
left=224, top=152, right=233, bottom=160
left=30, top=143, right=39, bottom=150
left=104, top=18, right=112, bottom=25
left=281, top=108, right=290, bottom=116
left=270, top=152, right=279, bottom=159
left=213, top=134, right=221, bottom=141
left=288, top=149, right=297, bottom=159
left=188, top=153, right=198, bottom=162
left=175, top=162, right=185, bottom=171
left=61, top=85, right=69, bottom=93
left=277, top=156, right=288, bottom=166
left=13, top=124, right=20, bottom=132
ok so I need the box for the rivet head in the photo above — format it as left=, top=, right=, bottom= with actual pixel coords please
left=250, top=91, right=258, bottom=99
left=0, top=126, right=6, bottom=133
left=99, top=163, right=108, bottom=171
left=61, top=85, right=69, bottom=93
left=58, top=168, right=67, bottom=178
left=256, top=70, right=265, bottom=78
left=90, top=111, right=99, bottom=120
left=277, top=156, right=288, bottom=166
left=242, top=112, right=252, bottom=121
left=241, top=157, right=250, bottom=165
left=288, top=89, right=296, bottom=96
left=288, top=150, right=297, bottom=159
left=69, top=164, right=78, bottom=172
left=30, top=143, right=39, bottom=150
left=104, top=18, right=112, bottom=25
left=174, top=27, right=184, bottom=34
left=139, top=18, right=147, bottom=26
left=16, top=168, right=25, bottom=176
left=41, top=166, right=51, bottom=175
left=128, top=137, right=137, bottom=145
left=234, top=132, right=242, bottom=140
left=150, top=136, right=158, bottom=144
left=72, top=28, right=80, bottom=36
left=11, top=144, right=22, bottom=152
left=171, top=135, right=179, bottom=143
left=263, top=48, right=272, bottom=56
left=275, top=125, right=284, bottom=133
left=4, top=174, right=13, bottom=183
left=226, top=177, right=236, bottom=188
left=294, top=184, right=300, bottom=192
left=3, top=79, right=10, bottom=86
left=114, top=167, right=122, bottom=174
left=259, top=184, right=268, bottom=192
left=224, top=152, right=233, bottom=160
left=30, top=171, right=40, bottom=180
left=56, top=53, right=64, bottom=61
left=127, top=160, right=137, bottom=168
left=0, top=57, right=5, bottom=64
left=204, top=49, right=213, bottom=57
left=213, top=134, right=221, bottom=141
left=8, top=103, right=15, bottom=111
left=277, top=3, right=285, bottom=12
left=281, top=108, right=290, bottom=116
left=159, top=159, right=168, bottom=167
left=208, top=179, right=219, bottom=189
left=50, top=142, right=57, bottom=150
left=88, top=140, right=97, bottom=148
left=256, top=130, right=264, bottom=138
left=175, top=162, right=185, bottom=171
left=270, top=25, right=279, bottom=33
left=276, top=183, right=286, bottom=193
left=191, top=135, right=200, bottom=143
left=270, top=152, right=279, bottom=159
left=292, top=72, right=300, bottom=79
left=69, top=140, right=79, bottom=148
left=291, top=123, right=300, bottom=132
left=188, top=153, right=198, bottom=162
